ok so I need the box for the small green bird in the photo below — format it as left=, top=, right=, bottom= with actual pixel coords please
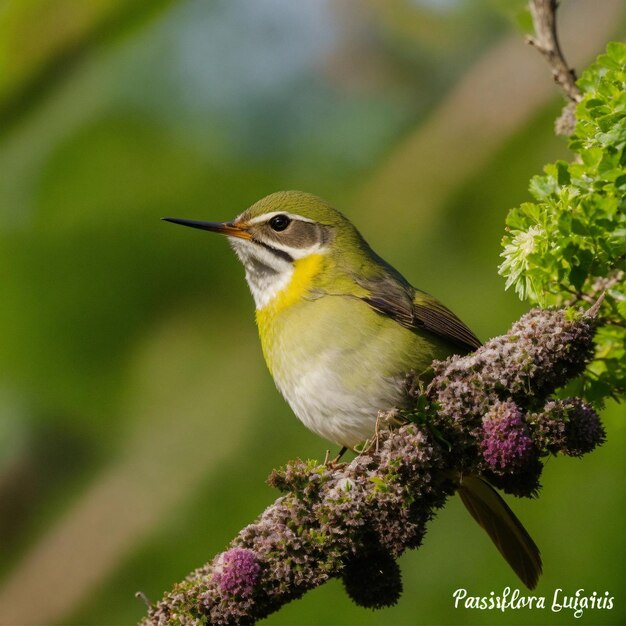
left=164, top=190, right=541, bottom=588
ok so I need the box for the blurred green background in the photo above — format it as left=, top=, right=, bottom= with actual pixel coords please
left=0, top=1, right=624, bottom=624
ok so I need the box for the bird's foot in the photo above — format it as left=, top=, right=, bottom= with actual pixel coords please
left=360, top=409, right=407, bottom=455
left=359, top=412, right=385, bottom=455
left=324, top=446, right=348, bottom=468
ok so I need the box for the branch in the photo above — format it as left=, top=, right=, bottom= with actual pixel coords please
left=140, top=305, right=605, bottom=626
left=527, top=0, right=582, bottom=135
left=527, top=0, right=582, bottom=102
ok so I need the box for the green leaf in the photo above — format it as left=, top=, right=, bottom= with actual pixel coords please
left=555, top=161, right=571, bottom=186
left=500, top=41, right=626, bottom=404
left=568, top=265, right=587, bottom=291
left=529, top=174, right=556, bottom=200
left=607, top=41, right=626, bottom=65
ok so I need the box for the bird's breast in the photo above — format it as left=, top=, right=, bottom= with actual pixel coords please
left=255, top=294, right=441, bottom=447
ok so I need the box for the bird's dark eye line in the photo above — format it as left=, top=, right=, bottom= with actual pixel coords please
left=252, top=238, right=293, bottom=263
left=268, top=214, right=291, bottom=232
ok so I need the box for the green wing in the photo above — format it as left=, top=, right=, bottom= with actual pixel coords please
left=357, top=272, right=481, bottom=353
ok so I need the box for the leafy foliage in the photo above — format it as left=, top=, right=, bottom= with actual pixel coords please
left=499, top=42, right=626, bottom=403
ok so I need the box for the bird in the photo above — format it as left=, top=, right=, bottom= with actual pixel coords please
left=163, top=190, right=541, bottom=589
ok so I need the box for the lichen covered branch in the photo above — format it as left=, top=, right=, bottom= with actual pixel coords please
left=141, top=306, right=605, bottom=626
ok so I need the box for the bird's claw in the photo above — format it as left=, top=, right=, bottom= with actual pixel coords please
left=324, top=446, right=348, bottom=468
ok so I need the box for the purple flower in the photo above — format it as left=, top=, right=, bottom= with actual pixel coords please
left=213, top=548, right=261, bottom=597
left=562, top=398, right=606, bottom=456
left=528, top=398, right=606, bottom=457
left=481, top=401, right=534, bottom=471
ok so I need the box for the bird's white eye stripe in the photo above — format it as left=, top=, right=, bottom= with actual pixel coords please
left=246, top=211, right=315, bottom=226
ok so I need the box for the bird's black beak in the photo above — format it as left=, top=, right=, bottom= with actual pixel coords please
left=162, top=217, right=252, bottom=240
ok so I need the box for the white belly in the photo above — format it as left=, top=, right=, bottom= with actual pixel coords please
left=273, top=346, right=405, bottom=448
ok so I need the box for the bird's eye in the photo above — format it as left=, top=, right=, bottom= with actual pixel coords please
left=268, top=214, right=291, bottom=232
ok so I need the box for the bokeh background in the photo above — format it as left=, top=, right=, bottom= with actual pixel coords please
left=0, top=1, right=624, bottom=624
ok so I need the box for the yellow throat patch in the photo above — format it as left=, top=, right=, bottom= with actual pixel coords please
left=255, top=252, right=324, bottom=336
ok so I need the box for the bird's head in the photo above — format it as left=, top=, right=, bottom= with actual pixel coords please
left=164, top=191, right=369, bottom=309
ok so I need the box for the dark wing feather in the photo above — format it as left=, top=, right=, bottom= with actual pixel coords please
left=412, top=295, right=481, bottom=351
left=458, top=475, right=542, bottom=589
left=357, top=273, right=481, bottom=353
left=358, top=273, right=416, bottom=329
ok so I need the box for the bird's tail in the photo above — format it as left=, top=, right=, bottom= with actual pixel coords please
left=457, top=475, right=542, bottom=589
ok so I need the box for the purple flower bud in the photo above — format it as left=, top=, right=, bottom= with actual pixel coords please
left=528, top=398, right=606, bottom=457
left=481, top=401, right=534, bottom=471
left=342, top=549, right=402, bottom=609
left=561, top=398, right=606, bottom=457
left=213, top=548, right=261, bottom=597
left=527, top=400, right=568, bottom=454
